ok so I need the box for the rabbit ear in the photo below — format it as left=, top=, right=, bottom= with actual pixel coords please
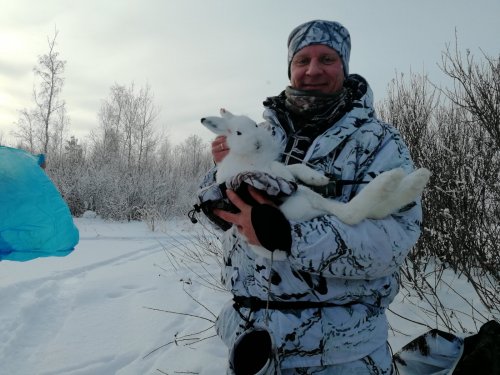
left=220, top=108, right=234, bottom=118
left=200, top=116, right=230, bottom=135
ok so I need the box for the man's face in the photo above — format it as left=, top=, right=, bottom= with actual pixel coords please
left=290, top=44, right=345, bottom=94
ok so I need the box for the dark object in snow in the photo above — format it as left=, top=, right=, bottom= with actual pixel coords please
left=453, top=320, right=500, bottom=375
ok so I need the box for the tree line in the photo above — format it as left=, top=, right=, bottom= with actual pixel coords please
left=7, top=31, right=213, bottom=228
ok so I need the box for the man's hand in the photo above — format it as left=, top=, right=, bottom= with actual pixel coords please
left=214, top=186, right=276, bottom=246
left=211, top=135, right=229, bottom=163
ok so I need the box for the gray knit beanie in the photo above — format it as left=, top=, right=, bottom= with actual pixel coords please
left=287, top=20, right=351, bottom=78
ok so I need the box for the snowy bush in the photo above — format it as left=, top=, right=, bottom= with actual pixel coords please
left=378, top=45, right=500, bottom=331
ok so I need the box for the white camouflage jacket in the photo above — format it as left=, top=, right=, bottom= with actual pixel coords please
left=201, top=77, right=422, bottom=369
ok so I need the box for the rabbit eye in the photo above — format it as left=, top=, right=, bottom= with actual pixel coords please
left=236, top=131, right=242, bottom=135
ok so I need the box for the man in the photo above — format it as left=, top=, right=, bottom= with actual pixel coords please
left=204, top=20, right=422, bottom=374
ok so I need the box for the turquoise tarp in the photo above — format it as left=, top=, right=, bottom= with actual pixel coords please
left=0, top=146, right=79, bottom=261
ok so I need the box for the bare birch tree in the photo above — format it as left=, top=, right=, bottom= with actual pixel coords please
left=33, top=29, right=67, bottom=154
left=13, top=28, right=67, bottom=156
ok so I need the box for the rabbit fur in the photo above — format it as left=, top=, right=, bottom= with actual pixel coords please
left=201, top=109, right=431, bottom=259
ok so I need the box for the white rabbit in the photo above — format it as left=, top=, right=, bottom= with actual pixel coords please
left=201, top=109, right=431, bottom=259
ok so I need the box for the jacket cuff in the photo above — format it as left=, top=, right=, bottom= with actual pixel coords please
left=251, top=204, right=292, bottom=253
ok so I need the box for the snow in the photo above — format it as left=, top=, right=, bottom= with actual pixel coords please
left=0, top=216, right=490, bottom=375
left=0, top=217, right=228, bottom=375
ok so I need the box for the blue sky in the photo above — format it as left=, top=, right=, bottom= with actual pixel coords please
left=1, top=0, right=499, bottom=146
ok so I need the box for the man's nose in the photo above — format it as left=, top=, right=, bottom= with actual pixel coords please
left=306, top=59, right=323, bottom=75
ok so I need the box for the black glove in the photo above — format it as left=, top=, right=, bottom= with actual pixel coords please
left=251, top=204, right=292, bottom=253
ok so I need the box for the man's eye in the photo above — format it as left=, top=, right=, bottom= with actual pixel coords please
left=321, top=55, right=337, bottom=64
left=293, top=58, right=309, bottom=66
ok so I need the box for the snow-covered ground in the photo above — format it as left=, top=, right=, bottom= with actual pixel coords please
left=0, top=216, right=491, bottom=375
left=0, top=217, right=229, bottom=375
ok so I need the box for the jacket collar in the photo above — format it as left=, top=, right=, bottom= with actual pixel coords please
left=304, top=85, right=375, bottom=162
